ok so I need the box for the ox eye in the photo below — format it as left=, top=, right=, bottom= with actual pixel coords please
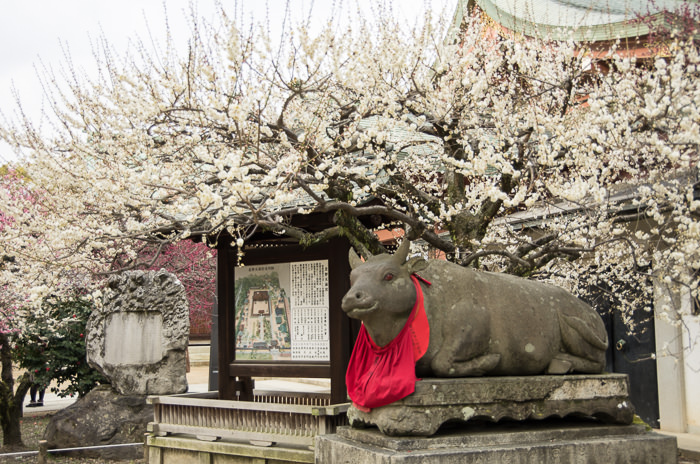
left=384, top=273, right=394, bottom=281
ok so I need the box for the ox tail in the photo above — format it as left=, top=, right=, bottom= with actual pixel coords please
left=558, top=311, right=608, bottom=362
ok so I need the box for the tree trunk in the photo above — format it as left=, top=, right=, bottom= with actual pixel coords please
left=0, top=332, right=30, bottom=448
left=1, top=394, right=25, bottom=448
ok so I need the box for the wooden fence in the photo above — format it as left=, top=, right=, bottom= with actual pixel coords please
left=147, top=390, right=349, bottom=448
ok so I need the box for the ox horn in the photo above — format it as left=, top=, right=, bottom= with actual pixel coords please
left=348, top=247, right=364, bottom=270
left=395, top=239, right=410, bottom=263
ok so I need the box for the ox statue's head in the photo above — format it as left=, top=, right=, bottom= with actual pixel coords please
left=341, top=241, right=428, bottom=345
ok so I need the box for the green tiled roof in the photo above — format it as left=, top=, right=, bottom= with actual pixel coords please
left=473, top=0, right=686, bottom=41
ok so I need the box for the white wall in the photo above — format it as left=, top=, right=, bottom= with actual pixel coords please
left=654, top=282, right=700, bottom=434
left=681, top=308, right=700, bottom=434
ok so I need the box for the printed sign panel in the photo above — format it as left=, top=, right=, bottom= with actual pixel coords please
left=234, top=260, right=329, bottom=362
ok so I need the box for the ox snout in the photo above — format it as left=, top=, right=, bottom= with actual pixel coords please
left=341, top=289, right=376, bottom=316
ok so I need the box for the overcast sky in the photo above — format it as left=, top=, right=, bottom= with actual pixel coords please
left=0, top=0, right=457, bottom=164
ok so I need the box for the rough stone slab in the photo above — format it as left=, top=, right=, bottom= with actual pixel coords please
left=316, top=423, right=678, bottom=464
left=347, top=374, right=635, bottom=436
left=44, top=385, right=152, bottom=461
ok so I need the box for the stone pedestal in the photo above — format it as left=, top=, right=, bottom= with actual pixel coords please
left=348, top=374, right=635, bottom=436
left=316, top=374, right=678, bottom=463
left=316, top=422, right=678, bottom=464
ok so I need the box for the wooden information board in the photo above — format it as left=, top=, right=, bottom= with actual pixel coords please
left=217, top=236, right=356, bottom=403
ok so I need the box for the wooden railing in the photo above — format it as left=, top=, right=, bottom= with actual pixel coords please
left=147, top=390, right=349, bottom=448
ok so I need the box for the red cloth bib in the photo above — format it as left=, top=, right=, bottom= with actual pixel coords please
left=346, top=275, right=430, bottom=411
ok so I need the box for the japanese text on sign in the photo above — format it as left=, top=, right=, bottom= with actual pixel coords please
left=290, top=260, right=329, bottom=361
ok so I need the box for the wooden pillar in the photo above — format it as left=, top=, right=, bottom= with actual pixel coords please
left=217, top=235, right=237, bottom=400
left=327, top=238, right=353, bottom=404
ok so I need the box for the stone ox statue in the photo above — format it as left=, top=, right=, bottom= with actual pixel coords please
left=341, top=241, right=608, bottom=377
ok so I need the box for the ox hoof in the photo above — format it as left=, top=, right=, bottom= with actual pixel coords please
left=546, top=358, right=573, bottom=374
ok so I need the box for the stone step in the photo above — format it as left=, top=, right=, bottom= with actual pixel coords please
left=187, top=344, right=211, bottom=366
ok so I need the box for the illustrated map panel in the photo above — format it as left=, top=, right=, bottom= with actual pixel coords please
left=234, top=260, right=329, bottom=362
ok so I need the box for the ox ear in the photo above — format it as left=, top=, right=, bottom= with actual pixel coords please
left=395, top=239, right=410, bottom=263
left=406, top=256, right=429, bottom=274
left=348, top=247, right=364, bottom=270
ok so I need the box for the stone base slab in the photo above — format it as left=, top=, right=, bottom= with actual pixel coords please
left=348, top=374, right=635, bottom=436
left=316, top=422, right=678, bottom=464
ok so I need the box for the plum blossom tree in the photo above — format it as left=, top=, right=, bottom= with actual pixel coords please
left=1, top=169, right=105, bottom=448
left=0, top=1, right=697, bottom=343
left=0, top=288, right=31, bottom=448
left=1, top=169, right=34, bottom=448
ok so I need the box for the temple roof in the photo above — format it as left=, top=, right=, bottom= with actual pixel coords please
left=472, top=0, right=685, bottom=41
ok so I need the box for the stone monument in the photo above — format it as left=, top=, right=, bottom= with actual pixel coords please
left=315, top=241, right=677, bottom=463
left=87, top=269, right=190, bottom=395
left=44, top=270, right=190, bottom=460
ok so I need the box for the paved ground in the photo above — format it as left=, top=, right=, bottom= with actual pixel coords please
left=663, top=431, right=700, bottom=463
